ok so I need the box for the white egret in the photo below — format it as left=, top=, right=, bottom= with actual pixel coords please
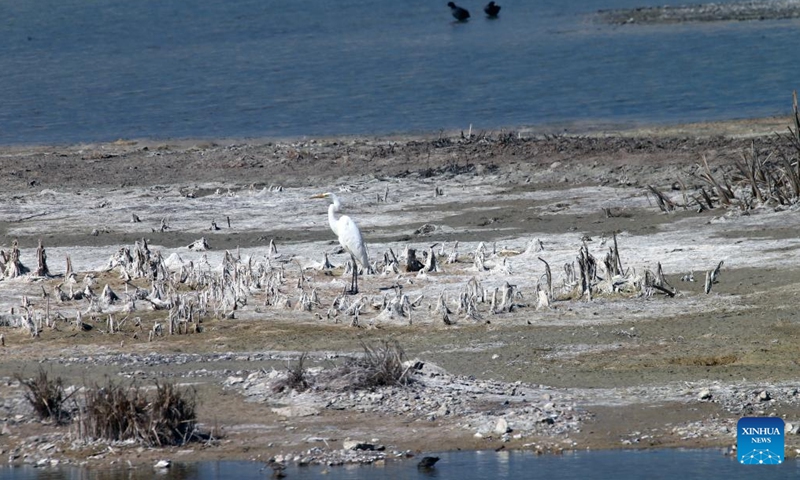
left=311, top=192, right=370, bottom=294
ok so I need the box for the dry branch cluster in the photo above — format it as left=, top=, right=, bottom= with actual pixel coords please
left=0, top=224, right=699, bottom=342
left=648, top=94, right=800, bottom=213
left=366, top=233, right=684, bottom=328
left=557, top=234, right=680, bottom=303
left=2, top=237, right=298, bottom=339
left=271, top=340, right=412, bottom=394
left=0, top=207, right=710, bottom=340
left=15, top=369, right=198, bottom=447
left=14, top=368, right=71, bottom=424
left=76, top=380, right=197, bottom=446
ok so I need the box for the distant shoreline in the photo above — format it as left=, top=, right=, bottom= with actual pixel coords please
left=0, top=115, right=791, bottom=152
left=597, top=0, right=800, bottom=25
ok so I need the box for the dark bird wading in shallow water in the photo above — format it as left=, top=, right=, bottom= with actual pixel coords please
left=447, top=2, right=470, bottom=21
left=418, top=456, right=440, bottom=470
left=484, top=1, right=501, bottom=18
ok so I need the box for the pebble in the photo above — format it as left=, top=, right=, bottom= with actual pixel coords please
left=494, top=418, right=511, bottom=435
left=342, top=439, right=374, bottom=451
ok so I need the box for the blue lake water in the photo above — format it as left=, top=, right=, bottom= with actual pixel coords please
left=2, top=449, right=800, bottom=479
left=2, top=0, right=800, bottom=145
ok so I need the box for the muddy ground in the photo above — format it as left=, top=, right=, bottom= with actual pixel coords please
left=2, top=116, right=800, bottom=470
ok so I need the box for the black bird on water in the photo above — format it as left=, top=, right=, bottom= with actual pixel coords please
left=267, top=461, right=287, bottom=479
left=418, top=456, right=440, bottom=470
left=484, top=1, right=501, bottom=17
left=447, top=2, right=470, bottom=21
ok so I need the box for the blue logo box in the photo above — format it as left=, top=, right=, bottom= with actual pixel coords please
left=737, top=417, right=784, bottom=465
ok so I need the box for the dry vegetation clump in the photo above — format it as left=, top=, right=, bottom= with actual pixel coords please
left=78, top=380, right=197, bottom=447
left=271, top=352, right=311, bottom=393
left=271, top=342, right=411, bottom=393
left=334, top=339, right=412, bottom=390
left=650, top=92, right=800, bottom=212
left=147, top=382, right=199, bottom=446
left=15, top=368, right=72, bottom=424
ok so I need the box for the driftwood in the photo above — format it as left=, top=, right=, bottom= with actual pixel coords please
left=414, top=224, right=436, bottom=236
left=446, top=241, right=459, bottom=264
left=380, top=250, right=398, bottom=274
left=377, top=185, right=390, bottom=203
left=105, top=239, right=161, bottom=280
left=494, top=257, right=512, bottom=275
left=647, top=185, right=676, bottom=213
left=268, top=239, right=279, bottom=258
left=704, top=260, right=724, bottom=294
left=65, top=256, right=76, bottom=283
left=577, top=243, right=597, bottom=300
left=456, top=277, right=486, bottom=322
left=33, top=239, right=51, bottom=277
left=699, top=187, right=715, bottom=210
left=423, top=246, right=439, bottom=273
left=154, top=218, right=170, bottom=233
left=434, top=291, right=453, bottom=325
left=465, top=277, right=485, bottom=303
left=697, top=154, right=735, bottom=206
left=495, top=281, right=518, bottom=313
left=536, top=285, right=550, bottom=310
left=654, top=262, right=676, bottom=296
left=322, top=252, right=335, bottom=270
left=675, top=178, right=690, bottom=211
left=734, top=142, right=766, bottom=204
left=526, top=238, right=544, bottom=254
left=404, top=248, right=424, bottom=272
left=3, top=240, right=29, bottom=279
left=644, top=263, right=677, bottom=297
left=187, top=238, right=211, bottom=251
left=457, top=291, right=482, bottom=321
left=376, top=290, right=413, bottom=324
left=473, top=243, right=487, bottom=272
left=101, top=284, right=120, bottom=305
left=603, top=233, right=624, bottom=277
left=538, top=257, right=553, bottom=301
left=296, top=290, right=313, bottom=312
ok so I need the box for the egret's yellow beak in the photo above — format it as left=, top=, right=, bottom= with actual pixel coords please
left=310, top=193, right=329, bottom=199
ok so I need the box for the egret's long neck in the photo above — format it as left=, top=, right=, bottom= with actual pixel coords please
left=327, top=203, right=339, bottom=235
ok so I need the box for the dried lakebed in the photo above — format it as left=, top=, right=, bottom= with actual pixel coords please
left=2, top=125, right=800, bottom=468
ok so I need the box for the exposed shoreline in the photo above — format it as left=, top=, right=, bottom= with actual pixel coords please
left=597, top=0, right=800, bottom=25
left=2, top=116, right=800, bottom=470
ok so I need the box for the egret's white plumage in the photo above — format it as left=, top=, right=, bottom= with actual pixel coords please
left=313, top=192, right=370, bottom=294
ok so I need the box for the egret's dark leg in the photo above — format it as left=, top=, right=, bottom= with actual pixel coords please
left=350, top=254, right=359, bottom=295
